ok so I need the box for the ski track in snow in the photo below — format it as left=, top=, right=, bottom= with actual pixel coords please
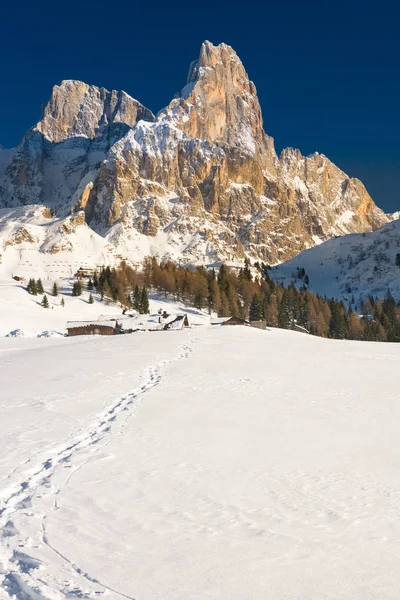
left=0, top=339, right=197, bottom=600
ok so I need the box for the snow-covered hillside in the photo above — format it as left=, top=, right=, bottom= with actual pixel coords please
left=271, top=218, right=400, bottom=304
left=0, top=206, right=122, bottom=279
left=0, top=280, right=116, bottom=337
left=0, top=280, right=210, bottom=337
left=1, top=327, right=400, bottom=599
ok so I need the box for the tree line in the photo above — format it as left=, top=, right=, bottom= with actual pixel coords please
left=92, top=258, right=400, bottom=342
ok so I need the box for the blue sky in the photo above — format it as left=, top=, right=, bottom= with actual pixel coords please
left=1, top=0, right=398, bottom=211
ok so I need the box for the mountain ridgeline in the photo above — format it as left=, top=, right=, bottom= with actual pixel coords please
left=0, top=41, right=390, bottom=269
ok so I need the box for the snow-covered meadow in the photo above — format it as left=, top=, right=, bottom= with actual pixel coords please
left=0, top=280, right=209, bottom=337
left=1, top=324, right=400, bottom=599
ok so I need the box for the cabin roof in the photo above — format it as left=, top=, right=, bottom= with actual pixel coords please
left=66, top=320, right=117, bottom=329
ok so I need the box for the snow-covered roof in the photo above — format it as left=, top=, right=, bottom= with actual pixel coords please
left=210, top=317, right=230, bottom=325
left=97, top=314, right=124, bottom=321
left=161, top=312, right=188, bottom=324
left=163, top=314, right=188, bottom=330
left=66, top=320, right=117, bottom=329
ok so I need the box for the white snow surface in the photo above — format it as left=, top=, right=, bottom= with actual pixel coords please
left=1, top=322, right=400, bottom=599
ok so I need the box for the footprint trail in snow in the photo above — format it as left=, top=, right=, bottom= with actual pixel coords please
left=0, top=340, right=196, bottom=600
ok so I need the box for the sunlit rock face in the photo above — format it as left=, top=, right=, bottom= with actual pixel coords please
left=0, top=42, right=389, bottom=265
left=0, top=81, right=154, bottom=214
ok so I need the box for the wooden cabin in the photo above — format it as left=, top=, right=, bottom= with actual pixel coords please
left=74, top=267, right=94, bottom=279
left=221, top=316, right=250, bottom=326
left=66, top=320, right=119, bottom=336
left=163, top=314, right=189, bottom=330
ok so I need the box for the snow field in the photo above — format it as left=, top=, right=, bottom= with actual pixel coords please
left=0, top=327, right=400, bottom=598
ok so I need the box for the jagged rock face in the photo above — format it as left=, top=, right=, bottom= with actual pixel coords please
left=0, top=41, right=391, bottom=267
left=160, top=42, right=276, bottom=172
left=277, top=149, right=387, bottom=234
left=0, top=81, right=154, bottom=213
left=37, top=80, right=154, bottom=142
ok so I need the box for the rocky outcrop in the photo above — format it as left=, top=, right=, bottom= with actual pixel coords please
left=37, top=80, right=154, bottom=142
left=0, top=81, right=154, bottom=213
left=160, top=41, right=276, bottom=170
left=0, top=41, right=391, bottom=266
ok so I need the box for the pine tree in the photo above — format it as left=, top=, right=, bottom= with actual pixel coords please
left=244, top=258, right=252, bottom=281
left=141, top=285, right=150, bottom=314
left=72, top=280, right=82, bottom=296
left=133, top=285, right=141, bottom=312
left=328, top=301, right=347, bottom=339
left=249, top=294, right=262, bottom=321
left=61, top=297, right=65, bottom=307
left=207, top=270, right=219, bottom=314
left=88, top=278, right=93, bottom=290
left=41, top=294, right=49, bottom=308
left=278, top=290, right=290, bottom=328
left=36, top=278, right=44, bottom=294
left=52, top=282, right=58, bottom=297
left=27, top=278, right=38, bottom=295
left=88, top=293, right=94, bottom=304
left=217, top=263, right=227, bottom=288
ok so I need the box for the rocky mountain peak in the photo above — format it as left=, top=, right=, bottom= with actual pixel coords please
left=0, top=42, right=392, bottom=268
left=161, top=41, right=275, bottom=164
left=37, top=80, right=155, bottom=143
left=187, top=40, right=248, bottom=84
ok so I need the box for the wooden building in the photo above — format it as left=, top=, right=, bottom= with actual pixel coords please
left=66, top=320, right=119, bottom=337
left=74, top=267, right=95, bottom=279
left=221, top=316, right=250, bottom=326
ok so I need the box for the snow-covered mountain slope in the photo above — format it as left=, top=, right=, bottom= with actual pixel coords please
left=0, top=41, right=391, bottom=271
left=0, top=280, right=210, bottom=336
left=1, top=327, right=400, bottom=599
left=0, top=205, right=120, bottom=278
left=271, top=218, right=400, bottom=303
